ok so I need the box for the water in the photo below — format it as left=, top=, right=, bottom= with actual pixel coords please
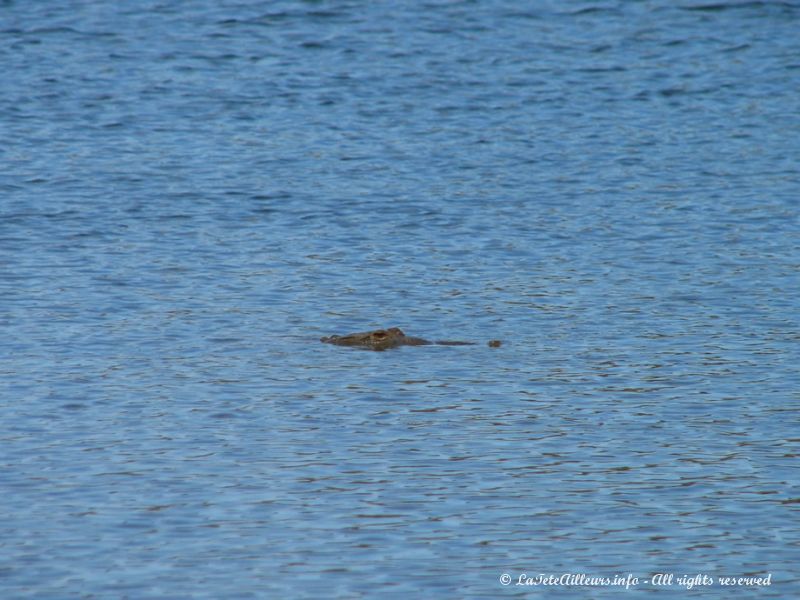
left=2, top=1, right=799, bottom=598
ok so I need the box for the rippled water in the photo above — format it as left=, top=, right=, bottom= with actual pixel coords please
left=2, top=1, right=799, bottom=598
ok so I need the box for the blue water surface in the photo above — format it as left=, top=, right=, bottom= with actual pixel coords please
left=1, top=1, right=799, bottom=598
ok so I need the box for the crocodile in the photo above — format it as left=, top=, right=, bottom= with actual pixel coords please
left=320, top=327, right=502, bottom=351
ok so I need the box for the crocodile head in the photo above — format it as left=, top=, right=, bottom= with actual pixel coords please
left=320, top=327, right=410, bottom=351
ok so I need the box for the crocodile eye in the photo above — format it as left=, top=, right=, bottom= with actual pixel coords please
left=373, top=331, right=387, bottom=340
